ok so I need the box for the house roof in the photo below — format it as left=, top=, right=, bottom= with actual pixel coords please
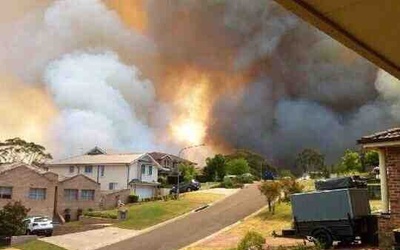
left=48, top=147, right=168, bottom=170
left=0, top=162, right=47, bottom=175
left=49, top=153, right=144, bottom=165
left=59, top=174, right=99, bottom=184
left=149, top=152, right=197, bottom=165
left=275, top=0, right=400, bottom=81
left=129, top=178, right=160, bottom=186
left=358, top=128, right=400, bottom=144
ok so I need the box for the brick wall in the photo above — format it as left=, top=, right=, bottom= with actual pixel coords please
left=0, top=166, right=56, bottom=217
left=379, top=147, right=400, bottom=246
left=378, top=214, right=393, bottom=248
left=57, top=175, right=101, bottom=220
left=100, top=189, right=130, bottom=210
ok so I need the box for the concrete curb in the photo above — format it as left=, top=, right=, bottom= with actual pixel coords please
left=181, top=204, right=268, bottom=250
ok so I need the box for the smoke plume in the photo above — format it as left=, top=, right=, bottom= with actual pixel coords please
left=1, top=0, right=399, bottom=167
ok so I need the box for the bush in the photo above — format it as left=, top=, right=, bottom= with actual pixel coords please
left=83, top=210, right=117, bottom=219
left=280, top=178, right=304, bottom=202
left=222, top=176, right=234, bottom=188
left=128, top=194, right=139, bottom=203
left=0, top=201, right=30, bottom=236
left=237, top=231, right=265, bottom=250
left=237, top=173, right=255, bottom=184
left=226, top=158, right=250, bottom=176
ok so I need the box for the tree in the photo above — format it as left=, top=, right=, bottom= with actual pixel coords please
left=295, top=148, right=325, bottom=174
left=225, top=149, right=276, bottom=179
left=337, top=149, right=362, bottom=173
left=364, top=150, right=379, bottom=168
left=280, top=178, right=304, bottom=201
left=226, top=158, right=250, bottom=175
left=204, top=154, right=227, bottom=181
left=0, top=201, right=30, bottom=236
left=0, top=138, right=52, bottom=166
left=258, top=181, right=282, bottom=214
left=279, top=169, right=295, bottom=179
left=179, top=163, right=197, bottom=182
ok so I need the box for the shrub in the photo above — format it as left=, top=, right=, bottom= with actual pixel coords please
left=280, top=178, right=304, bottom=202
left=258, top=181, right=282, bottom=214
left=237, top=231, right=265, bottom=250
left=237, top=173, right=255, bottom=184
left=128, top=194, right=139, bottom=203
left=222, top=176, right=234, bottom=188
left=0, top=201, right=30, bottom=236
left=226, top=158, right=250, bottom=176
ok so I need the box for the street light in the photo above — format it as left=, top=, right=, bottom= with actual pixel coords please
left=176, top=143, right=205, bottom=199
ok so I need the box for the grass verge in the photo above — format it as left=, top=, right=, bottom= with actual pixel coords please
left=14, top=240, right=66, bottom=250
left=87, top=192, right=223, bottom=230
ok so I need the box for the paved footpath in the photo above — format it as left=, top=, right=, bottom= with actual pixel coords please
left=99, top=184, right=266, bottom=250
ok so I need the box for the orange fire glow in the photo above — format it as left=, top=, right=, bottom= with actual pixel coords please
left=104, top=0, right=148, bottom=33
left=0, top=74, right=58, bottom=147
left=168, top=70, right=211, bottom=145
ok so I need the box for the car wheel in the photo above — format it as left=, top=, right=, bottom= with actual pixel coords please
left=311, top=229, right=333, bottom=249
left=186, top=187, right=192, bottom=192
left=45, top=232, right=53, bottom=237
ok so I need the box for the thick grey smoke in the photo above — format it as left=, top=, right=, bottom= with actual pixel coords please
left=0, top=0, right=154, bottom=84
left=2, top=0, right=400, bottom=167
left=45, top=52, right=157, bottom=155
left=0, top=0, right=167, bottom=157
left=208, top=0, right=396, bottom=166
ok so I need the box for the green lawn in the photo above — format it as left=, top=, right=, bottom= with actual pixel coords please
left=91, top=192, right=223, bottom=230
left=200, top=182, right=221, bottom=190
left=14, top=240, right=66, bottom=250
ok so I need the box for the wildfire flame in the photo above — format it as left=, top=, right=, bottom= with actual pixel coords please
left=168, top=69, right=211, bottom=146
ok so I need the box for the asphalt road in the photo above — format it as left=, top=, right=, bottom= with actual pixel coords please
left=99, top=184, right=266, bottom=250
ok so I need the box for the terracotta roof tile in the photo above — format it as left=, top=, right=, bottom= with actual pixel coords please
left=358, top=127, right=400, bottom=144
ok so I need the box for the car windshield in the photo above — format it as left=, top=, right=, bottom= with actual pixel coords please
left=33, top=217, right=51, bottom=222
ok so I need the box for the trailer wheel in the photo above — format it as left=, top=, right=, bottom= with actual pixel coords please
left=311, top=229, right=333, bottom=249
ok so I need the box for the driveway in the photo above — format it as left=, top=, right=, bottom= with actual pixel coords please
left=99, top=184, right=266, bottom=250
left=41, top=227, right=140, bottom=250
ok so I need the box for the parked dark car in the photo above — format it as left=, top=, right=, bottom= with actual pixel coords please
left=170, top=180, right=201, bottom=194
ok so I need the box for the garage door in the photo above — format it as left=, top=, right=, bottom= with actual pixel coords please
left=135, top=186, right=154, bottom=199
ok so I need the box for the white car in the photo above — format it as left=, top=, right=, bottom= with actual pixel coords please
left=23, top=216, right=53, bottom=237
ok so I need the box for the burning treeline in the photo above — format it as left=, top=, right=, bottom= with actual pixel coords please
left=1, top=0, right=400, bottom=167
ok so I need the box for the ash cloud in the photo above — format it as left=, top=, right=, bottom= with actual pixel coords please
left=1, top=0, right=400, bottom=167
left=205, top=0, right=397, bottom=166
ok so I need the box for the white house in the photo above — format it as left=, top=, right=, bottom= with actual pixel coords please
left=47, top=147, right=168, bottom=198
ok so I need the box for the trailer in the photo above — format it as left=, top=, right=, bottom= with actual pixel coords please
left=291, top=187, right=377, bottom=248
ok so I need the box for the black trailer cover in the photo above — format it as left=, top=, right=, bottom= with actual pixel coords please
left=315, top=176, right=366, bottom=190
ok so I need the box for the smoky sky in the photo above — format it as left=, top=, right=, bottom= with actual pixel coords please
left=144, top=0, right=398, bottom=166
left=1, top=0, right=399, bottom=167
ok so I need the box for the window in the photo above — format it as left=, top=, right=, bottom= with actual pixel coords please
left=109, top=182, right=118, bottom=190
left=81, top=190, right=95, bottom=201
left=69, top=166, right=74, bottom=173
left=0, top=186, right=12, bottom=199
left=99, top=165, right=105, bottom=177
left=141, top=165, right=146, bottom=174
left=84, top=165, right=93, bottom=174
left=29, top=188, right=46, bottom=200
left=148, top=166, right=153, bottom=175
left=64, top=189, right=78, bottom=200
